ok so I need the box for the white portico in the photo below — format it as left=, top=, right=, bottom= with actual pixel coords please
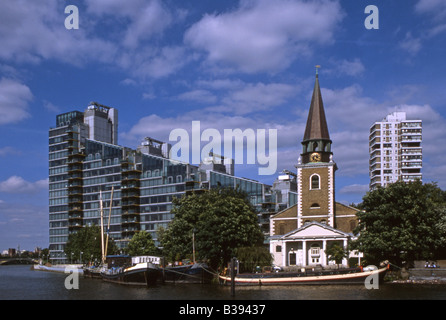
left=270, top=221, right=353, bottom=268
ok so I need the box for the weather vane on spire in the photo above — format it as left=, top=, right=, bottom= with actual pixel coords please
left=315, top=65, right=321, bottom=75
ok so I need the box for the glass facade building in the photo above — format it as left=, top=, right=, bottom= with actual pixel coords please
left=49, top=103, right=296, bottom=263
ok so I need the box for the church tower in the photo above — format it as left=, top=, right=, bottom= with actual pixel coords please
left=296, top=69, right=337, bottom=229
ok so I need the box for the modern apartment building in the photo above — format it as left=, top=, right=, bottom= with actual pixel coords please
left=369, top=111, right=422, bottom=190
left=49, top=103, right=297, bottom=263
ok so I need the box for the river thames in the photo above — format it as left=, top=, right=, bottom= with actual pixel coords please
left=2, top=265, right=446, bottom=301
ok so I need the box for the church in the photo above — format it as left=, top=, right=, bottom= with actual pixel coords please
left=269, top=70, right=361, bottom=268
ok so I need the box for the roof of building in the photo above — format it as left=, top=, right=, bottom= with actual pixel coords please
left=270, top=220, right=353, bottom=241
left=303, top=74, right=331, bottom=142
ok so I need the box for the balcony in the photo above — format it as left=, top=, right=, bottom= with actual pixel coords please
left=400, top=136, right=422, bottom=142
left=369, top=136, right=381, bottom=147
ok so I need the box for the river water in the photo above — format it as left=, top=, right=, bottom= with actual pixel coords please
left=1, top=265, right=446, bottom=301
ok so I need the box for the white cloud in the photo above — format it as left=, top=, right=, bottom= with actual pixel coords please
left=86, top=0, right=147, bottom=17
left=0, top=176, right=48, bottom=194
left=321, top=84, right=386, bottom=132
left=86, top=0, right=189, bottom=79
left=0, top=78, right=33, bottom=125
left=415, top=0, right=446, bottom=19
left=184, top=0, right=344, bottom=74
left=0, top=200, right=49, bottom=249
left=208, top=82, right=298, bottom=115
left=0, top=1, right=116, bottom=65
left=177, top=79, right=299, bottom=115
left=178, top=90, right=218, bottom=104
left=414, top=0, right=446, bottom=37
left=0, top=1, right=186, bottom=80
left=122, top=112, right=262, bottom=145
left=324, top=59, right=365, bottom=77
left=87, top=0, right=178, bottom=48
left=399, top=32, right=422, bottom=55
left=0, top=147, right=21, bottom=157
left=43, top=100, right=61, bottom=113
left=118, top=46, right=190, bottom=80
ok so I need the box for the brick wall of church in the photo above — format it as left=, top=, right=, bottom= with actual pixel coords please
left=300, top=166, right=330, bottom=218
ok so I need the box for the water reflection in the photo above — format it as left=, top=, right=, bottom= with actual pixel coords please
left=1, top=266, right=446, bottom=300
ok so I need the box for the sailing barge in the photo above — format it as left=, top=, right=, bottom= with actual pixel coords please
left=101, top=262, right=160, bottom=286
left=219, top=264, right=389, bottom=286
left=160, top=263, right=214, bottom=284
left=98, top=255, right=160, bottom=286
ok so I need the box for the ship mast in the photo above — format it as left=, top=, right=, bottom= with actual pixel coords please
left=105, top=186, right=114, bottom=258
left=100, top=190, right=105, bottom=265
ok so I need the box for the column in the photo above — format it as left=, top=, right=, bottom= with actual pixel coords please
left=302, top=240, right=307, bottom=267
left=322, top=239, right=327, bottom=266
left=342, top=239, right=348, bottom=267
left=282, top=241, right=286, bottom=267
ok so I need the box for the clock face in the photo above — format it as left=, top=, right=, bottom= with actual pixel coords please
left=310, top=152, right=321, bottom=162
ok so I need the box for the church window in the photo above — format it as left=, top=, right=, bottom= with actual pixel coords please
left=310, top=174, right=320, bottom=190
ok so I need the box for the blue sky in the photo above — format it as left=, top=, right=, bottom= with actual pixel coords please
left=1, top=0, right=446, bottom=251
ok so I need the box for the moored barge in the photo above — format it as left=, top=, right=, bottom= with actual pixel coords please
left=219, top=264, right=389, bottom=286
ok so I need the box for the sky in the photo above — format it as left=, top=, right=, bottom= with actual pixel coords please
left=0, top=0, right=446, bottom=251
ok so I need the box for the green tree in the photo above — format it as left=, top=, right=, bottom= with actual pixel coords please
left=160, top=187, right=264, bottom=269
left=65, top=225, right=118, bottom=264
left=126, top=231, right=158, bottom=256
left=40, top=248, right=49, bottom=263
left=236, top=246, right=272, bottom=273
left=326, top=243, right=347, bottom=268
left=350, top=181, right=446, bottom=267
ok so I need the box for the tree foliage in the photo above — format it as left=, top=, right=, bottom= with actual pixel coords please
left=350, top=181, right=446, bottom=267
left=126, top=230, right=158, bottom=256
left=159, top=187, right=264, bottom=269
left=236, top=246, right=272, bottom=273
left=326, top=243, right=347, bottom=268
left=64, top=225, right=118, bottom=264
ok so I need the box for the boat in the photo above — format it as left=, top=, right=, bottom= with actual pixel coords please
left=100, top=255, right=162, bottom=286
left=160, top=263, right=215, bottom=284
left=101, top=261, right=161, bottom=286
left=219, top=263, right=390, bottom=286
left=83, top=265, right=104, bottom=279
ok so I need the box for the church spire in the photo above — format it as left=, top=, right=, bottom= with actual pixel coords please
left=303, top=67, right=330, bottom=142
left=301, top=68, right=333, bottom=164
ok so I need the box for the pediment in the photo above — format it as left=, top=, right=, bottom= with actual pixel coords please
left=280, top=222, right=351, bottom=240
